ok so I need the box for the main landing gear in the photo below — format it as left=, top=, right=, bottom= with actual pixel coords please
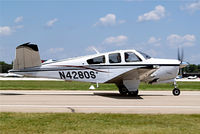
left=172, top=81, right=180, bottom=96
left=118, top=85, right=138, bottom=96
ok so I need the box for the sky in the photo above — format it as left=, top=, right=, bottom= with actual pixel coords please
left=0, top=0, right=200, bottom=64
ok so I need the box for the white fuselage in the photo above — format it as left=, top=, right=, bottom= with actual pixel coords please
left=12, top=50, right=180, bottom=84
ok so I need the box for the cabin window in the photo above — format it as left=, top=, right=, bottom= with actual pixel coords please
left=124, top=52, right=141, bottom=62
left=109, top=53, right=121, bottom=63
left=137, top=51, right=151, bottom=59
left=87, top=55, right=105, bottom=64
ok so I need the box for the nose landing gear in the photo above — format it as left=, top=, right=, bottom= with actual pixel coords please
left=173, top=88, right=180, bottom=96
left=173, top=81, right=180, bottom=96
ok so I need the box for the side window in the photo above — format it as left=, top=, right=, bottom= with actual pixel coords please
left=87, top=55, right=105, bottom=64
left=125, top=52, right=141, bottom=62
left=109, top=53, right=121, bottom=63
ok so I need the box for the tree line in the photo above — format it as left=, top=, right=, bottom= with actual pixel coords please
left=0, top=61, right=13, bottom=73
left=183, top=64, right=200, bottom=73
left=0, top=61, right=200, bottom=73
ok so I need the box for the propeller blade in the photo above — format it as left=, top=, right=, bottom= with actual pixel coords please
left=181, top=48, right=184, bottom=62
left=178, top=47, right=180, bottom=61
left=177, top=47, right=184, bottom=63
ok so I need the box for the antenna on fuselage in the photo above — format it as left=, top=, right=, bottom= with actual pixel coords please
left=91, top=46, right=100, bottom=54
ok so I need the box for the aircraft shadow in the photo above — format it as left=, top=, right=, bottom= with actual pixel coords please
left=0, top=93, right=168, bottom=99
left=0, top=93, right=94, bottom=96
left=0, top=93, right=24, bottom=95
left=93, top=93, right=143, bottom=99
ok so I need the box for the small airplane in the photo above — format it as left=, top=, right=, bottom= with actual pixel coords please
left=9, top=42, right=188, bottom=96
left=188, top=76, right=198, bottom=79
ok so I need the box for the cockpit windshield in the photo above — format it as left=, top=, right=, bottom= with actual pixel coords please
left=137, top=51, right=151, bottom=59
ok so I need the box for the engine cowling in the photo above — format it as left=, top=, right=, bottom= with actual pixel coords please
left=148, top=66, right=179, bottom=84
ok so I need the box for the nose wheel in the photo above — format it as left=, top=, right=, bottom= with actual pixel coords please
left=173, top=88, right=180, bottom=96
left=173, top=81, right=180, bottom=96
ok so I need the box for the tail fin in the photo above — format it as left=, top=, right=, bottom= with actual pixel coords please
left=13, top=42, right=41, bottom=70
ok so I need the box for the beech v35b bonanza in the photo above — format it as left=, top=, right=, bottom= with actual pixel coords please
left=10, top=42, right=188, bottom=96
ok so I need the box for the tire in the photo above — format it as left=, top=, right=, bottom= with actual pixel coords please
left=118, top=86, right=128, bottom=96
left=172, top=88, right=180, bottom=96
left=128, top=89, right=138, bottom=96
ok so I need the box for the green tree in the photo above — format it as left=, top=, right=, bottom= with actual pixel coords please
left=198, top=65, right=200, bottom=72
left=183, top=64, right=200, bottom=73
left=0, top=61, right=13, bottom=73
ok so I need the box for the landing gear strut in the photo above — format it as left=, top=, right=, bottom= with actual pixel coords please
left=173, top=81, right=180, bottom=96
left=118, top=85, right=138, bottom=96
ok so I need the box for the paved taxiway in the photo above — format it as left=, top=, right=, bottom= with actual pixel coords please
left=0, top=90, right=200, bottom=114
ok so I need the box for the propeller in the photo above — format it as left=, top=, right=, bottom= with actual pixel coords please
left=177, top=47, right=188, bottom=77
left=177, top=47, right=184, bottom=63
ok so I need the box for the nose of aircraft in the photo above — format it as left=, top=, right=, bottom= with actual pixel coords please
left=179, top=61, right=189, bottom=69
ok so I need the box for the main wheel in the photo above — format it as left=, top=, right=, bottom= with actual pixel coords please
left=118, top=85, right=128, bottom=96
left=128, top=89, right=138, bottom=96
left=172, top=88, right=180, bottom=96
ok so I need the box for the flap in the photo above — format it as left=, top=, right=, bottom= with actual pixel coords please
left=106, top=67, right=158, bottom=83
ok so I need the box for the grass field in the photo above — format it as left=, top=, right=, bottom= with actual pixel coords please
left=0, top=80, right=200, bottom=90
left=0, top=113, right=200, bottom=134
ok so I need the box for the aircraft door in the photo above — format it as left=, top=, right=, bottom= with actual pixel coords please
left=86, top=55, right=108, bottom=83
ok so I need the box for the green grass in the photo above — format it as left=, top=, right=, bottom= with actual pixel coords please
left=0, top=80, right=200, bottom=90
left=0, top=113, right=200, bottom=134
left=0, top=80, right=115, bottom=90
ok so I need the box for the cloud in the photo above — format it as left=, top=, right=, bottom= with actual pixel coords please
left=138, top=5, right=166, bottom=22
left=103, top=35, right=128, bottom=46
left=14, top=16, right=23, bottom=23
left=94, top=13, right=125, bottom=26
left=48, top=47, right=64, bottom=54
left=181, top=1, right=200, bottom=12
left=148, top=36, right=161, bottom=46
left=0, top=17, right=24, bottom=36
left=0, top=26, right=12, bottom=36
left=0, top=25, right=24, bottom=36
left=167, top=34, right=196, bottom=47
left=46, top=18, right=58, bottom=27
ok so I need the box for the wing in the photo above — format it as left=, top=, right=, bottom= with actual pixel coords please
left=105, top=66, right=158, bottom=83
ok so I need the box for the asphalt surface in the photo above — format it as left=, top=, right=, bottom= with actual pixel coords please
left=0, top=90, right=200, bottom=114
